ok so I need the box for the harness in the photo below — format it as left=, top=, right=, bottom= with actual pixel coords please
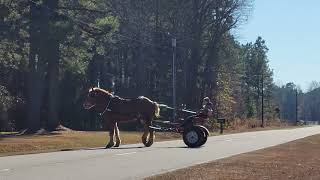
left=98, top=96, right=143, bottom=122
left=100, top=95, right=114, bottom=116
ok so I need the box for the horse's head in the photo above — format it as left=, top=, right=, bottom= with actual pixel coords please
left=83, top=87, right=113, bottom=112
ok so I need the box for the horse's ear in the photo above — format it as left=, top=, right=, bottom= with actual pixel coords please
left=88, top=87, right=94, bottom=93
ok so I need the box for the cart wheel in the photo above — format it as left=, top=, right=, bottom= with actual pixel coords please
left=183, top=126, right=205, bottom=148
left=197, top=126, right=209, bottom=146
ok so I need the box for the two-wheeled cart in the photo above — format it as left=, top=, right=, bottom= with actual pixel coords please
left=150, top=105, right=210, bottom=148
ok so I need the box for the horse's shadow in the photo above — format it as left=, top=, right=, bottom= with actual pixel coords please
left=60, top=147, right=105, bottom=151
left=60, top=146, right=145, bottom=152
left=111, top=146, right=144, bottom=150
left=60, top=145, right=192, bottom=152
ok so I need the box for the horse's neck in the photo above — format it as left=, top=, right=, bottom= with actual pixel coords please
left=111, top=96, right=128, bottom=106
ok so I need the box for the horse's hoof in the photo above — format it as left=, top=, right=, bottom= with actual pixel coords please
left=114, top=142, right=121, bottom=147
left=105, top=143, right=114, bottom=149
left=143, top=141, right=154, bottom=147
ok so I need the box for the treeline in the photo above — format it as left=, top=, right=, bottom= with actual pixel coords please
left=0, top=0, right=317, bottom=132
left=300, top=84, right=320, bottom=122
left=275, top=81, right=320, bottom=123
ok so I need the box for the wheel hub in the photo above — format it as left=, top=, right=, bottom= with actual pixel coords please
left=186, top=130, right=199, bottom=144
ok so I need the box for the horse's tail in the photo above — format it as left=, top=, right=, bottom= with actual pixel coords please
left=154, top=102, right=160, bottom=118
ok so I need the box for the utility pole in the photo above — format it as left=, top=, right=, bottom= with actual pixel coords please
left=261, top=72, right=264, bottom=127
left=172, top=37, right=176, bottom=121
left=296, top=88, right=298, bottom=124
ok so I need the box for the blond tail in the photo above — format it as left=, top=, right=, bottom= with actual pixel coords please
left=154, top=102, right=160, bottom=118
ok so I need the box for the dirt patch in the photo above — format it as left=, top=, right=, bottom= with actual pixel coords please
left=147, top=134, right=320, bottom=180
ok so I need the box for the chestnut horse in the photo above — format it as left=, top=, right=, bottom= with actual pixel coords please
left=83, top=87, right=160, bottom=148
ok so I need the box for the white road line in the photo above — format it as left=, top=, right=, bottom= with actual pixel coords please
left=0, top=169, right=10, bottom=172
left=225, top=139, right=233, bottom=142
left=115, top=152, right=137, bottom=156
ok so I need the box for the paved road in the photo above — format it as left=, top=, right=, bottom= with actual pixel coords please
left=1, top=126, right=320, bottom=180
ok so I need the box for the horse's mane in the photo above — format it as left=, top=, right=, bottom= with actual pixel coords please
left=138, top=96, right=153, bottom=103
left=89, top=87, right=154, bottom=102
left=90, top=87, right=113, bottom=96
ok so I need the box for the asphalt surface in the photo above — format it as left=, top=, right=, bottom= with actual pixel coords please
left=1, top=126, right=320, bottom=180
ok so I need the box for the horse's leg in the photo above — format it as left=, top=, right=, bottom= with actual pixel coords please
left=145, top=118, right=155, bottom=147
left=141, top=119, right=149, bottom=146
left=114, top=122, right=121, bottom=147
left=142, top=118, right=154, bottom=147
left=148, top=119, right=155, bottom=145
left=106, top=121, right=115, bottom=149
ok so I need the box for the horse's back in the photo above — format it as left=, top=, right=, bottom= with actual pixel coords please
left=113, top=96, right=155, bottom=116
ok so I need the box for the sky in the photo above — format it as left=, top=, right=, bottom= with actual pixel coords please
left=237, top=0, right=320, bottom=92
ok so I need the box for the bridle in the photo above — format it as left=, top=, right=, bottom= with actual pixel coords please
left=85, top=89, right=115, bottom=116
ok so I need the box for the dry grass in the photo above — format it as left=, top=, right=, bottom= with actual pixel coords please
left=226, top=118, right=293, bottom=132
left=0, top=132, right=18, bottom=135
left=147, top=134, right=320, bottom=180
left=0, top=131, right=181, bottom=156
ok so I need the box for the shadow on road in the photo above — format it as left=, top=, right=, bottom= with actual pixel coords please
left=154, top=146, right=189, bottom=149
left=59, top=145, right=201, bottom=152
left=111, top=146, right=144, bottom=150
left=60, top=147, right=106, bottom=152
left=155, top=146, right=206, bottom=149
left=60, top=146, right=145, bottom=151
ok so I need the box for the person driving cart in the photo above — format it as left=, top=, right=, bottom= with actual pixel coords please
left=183, top=97, right=213, bottom=126
left=199, top=97, right=213, bottom=118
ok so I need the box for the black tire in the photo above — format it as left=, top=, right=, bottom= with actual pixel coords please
left=183, top=126, right=205, bottom=148
left=197, top=126, right=209, bottom=146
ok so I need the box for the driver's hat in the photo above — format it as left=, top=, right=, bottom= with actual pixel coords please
left=203, top=97, right=210, bottom=102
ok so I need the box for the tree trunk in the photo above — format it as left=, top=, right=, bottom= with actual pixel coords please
left=185, top=0, right=201, bottom=109
left=137, top=42, right=146, bottom=96
left=47, top=38, right=60, bottom=130
left=136, top=0, right=147, bottom=96
left=204, top=33, right=221, bottom=100
left=27, top=1, right=42, bottom=133
left=43, top=0, right=60, bottom=130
